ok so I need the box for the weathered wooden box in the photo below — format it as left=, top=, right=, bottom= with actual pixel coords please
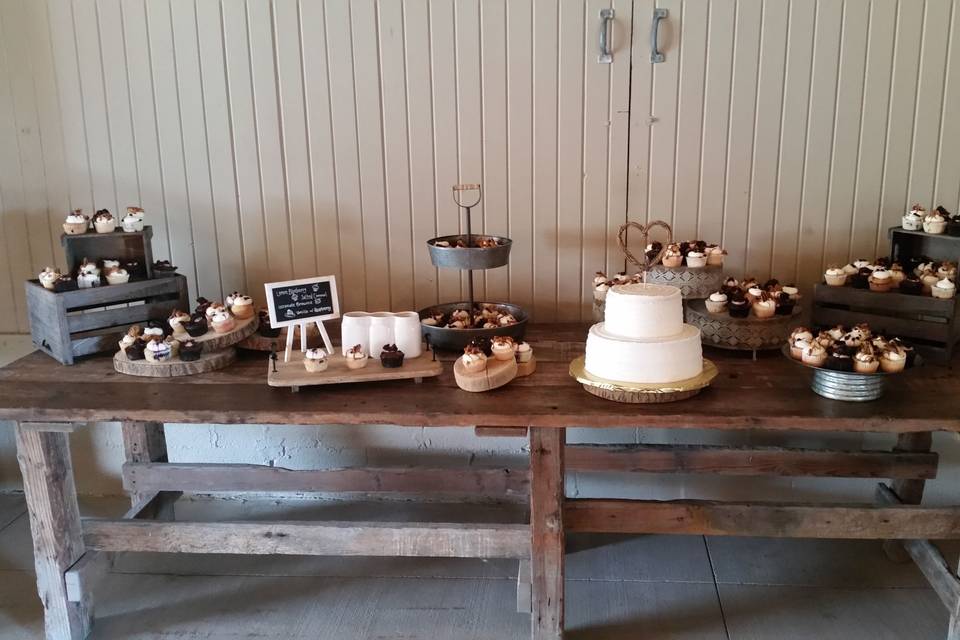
left=888, top=226, right=960, bottom=265
left=61, top=226, right=155, bottom=279
left=25, top=275, right=189, bottom=365
left=812, top=283, right=958, bottom=363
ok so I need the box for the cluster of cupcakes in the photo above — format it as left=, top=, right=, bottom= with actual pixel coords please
left=705, top=277, right=800, bottom=319
left=458, top=335, right=533, bottom=373
left=62, top=207, right=145, bottom=235
left=823, top=257, right=956, bottom=299
left=422, top=303, right=519, bottom=329
left=647, top=240, right=725, bottom=268
left=433, top=237, right=504, bottom=249
left=788, top=324, right=914, bottom=373
left=304, top=344, right=406, bottom=373
left=118, top=323, right=203, bottom=363
left=37, top=256, right=147, bottom=291
left=592, top=271, right=643, bottom=301
left=902, top=204, right=960, bottom=236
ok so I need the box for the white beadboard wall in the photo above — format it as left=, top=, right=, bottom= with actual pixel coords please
left=3, top=0, right=960, bottom=505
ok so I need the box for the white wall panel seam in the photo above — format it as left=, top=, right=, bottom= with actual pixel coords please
left=902, top=0, right=925, bottom=220
left=317, top=0, right=344, bottom=286
left=270, top=1, right=297, bottom=282
left=932, top=0, right=958, bottom=211
left=718, top=0, right=739, bottom=247
left=846, top=0, right=872, bottom=262
left=791, top=0, right=818, bottom=279
left=695, top=0, right=711, bottom=239
left=93, top=2, right=120, bottom=215
left=144, top=4, right=174, bottom=261
left=767, top=0, right=791, bottom=276
left=873, top=0, right=901, bottom=257
left=744, top=0, right=764, bottom=277
left=817, top=0, right=843, bottom=273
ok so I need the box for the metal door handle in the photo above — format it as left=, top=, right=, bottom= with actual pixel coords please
left=650, top=8, right=668, bottom=63
left=598, top=8, right=614, bottom=64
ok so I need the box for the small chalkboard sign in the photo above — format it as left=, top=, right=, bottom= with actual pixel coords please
left=264, top=276, right=339, bottom=362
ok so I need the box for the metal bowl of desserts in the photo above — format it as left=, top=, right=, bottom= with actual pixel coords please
left=418, top=301, right=528, bottom=352
left=427, top=235, right=513, bottom=270
left=780, top=345, right=920, bottom=402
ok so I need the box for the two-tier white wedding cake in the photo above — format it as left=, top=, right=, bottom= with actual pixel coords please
left=584, top=283, right=703, bottom=383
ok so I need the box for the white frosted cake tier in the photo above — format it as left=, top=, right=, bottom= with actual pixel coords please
left=584, top=323, right=703, bottom=384
left=604, top=283, right=684, bottom=339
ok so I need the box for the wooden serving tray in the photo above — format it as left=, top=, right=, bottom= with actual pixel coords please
left=453, top=357, right=518, bottom=392
left=268, top=348, right=442, bottom=391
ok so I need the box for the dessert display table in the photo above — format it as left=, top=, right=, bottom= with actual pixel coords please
left=3, top=324, right=960, bottom=640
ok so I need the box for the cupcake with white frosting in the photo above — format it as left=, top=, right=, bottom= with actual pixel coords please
left=144, top=338, right=172, bottom=363
left=801, top=343, right=827, bottom=367
left=752, top=292, right=776, bottom=319
left=122, top=207, right=144, bottom=232
left=210, top=310, right=236, bottom=333
left=516, top=341, right=533, bottom=363
left=824, top=266, right=847, bottom=286
left=62, top=210, right=88, bottom=235
left=902, top=205, right=925, bottom=230
left=460, top=344, right=487, bottom=373
left=705, top=291, right=728, bottom=314
left=491, top=336, right=516, bottom=361
left=868, top=269, right=893, bottom=292
left=346, top=344, right=368, bottom=370
left=303, top=348, right=328, bottom=372
left=230, top=294, right=255, bottom=319
left=923, top=209, right=947, bottom=234
left=105, top=268, right=129, bottom=285
left=881, top=344, right=907, bottom=373
left=118, top=325, right=141, bottom=352
left=661, top=243, right=683, bottom=268
left=38, top=267, right=61, bottom=290
left=92, top=209, right=116, bottom=233
left=853, top=345, right=879, bottom=373
left=932, top=278, right=956, bottom=300
left=706, top=245, right=726, bottom=266
left=685, top=250, right=707, bottom=268
left=168, top=310, right=192, bottom=336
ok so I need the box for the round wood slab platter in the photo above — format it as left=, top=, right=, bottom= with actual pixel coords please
left=517, top=355, right=537, bottom=377
left=114, top=347, right=237, bottom=378
left=569, top=356, right=718, bottom=404
left=685, top=299, right=802, bottom=351
left=180, top=314, right=258, bottom=352
left=454, top=356, right=518, bottom=392
left=238, top=324, right=322, bottom=352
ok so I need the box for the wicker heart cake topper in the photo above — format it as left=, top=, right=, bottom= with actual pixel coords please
left=618, top=220, right=673, bottom=271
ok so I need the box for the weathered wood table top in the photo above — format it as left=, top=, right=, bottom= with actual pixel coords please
left=0, top=324, right=956, bottom=432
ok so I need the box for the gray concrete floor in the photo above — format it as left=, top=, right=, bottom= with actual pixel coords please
left=0, top=494, right=953, bottom=639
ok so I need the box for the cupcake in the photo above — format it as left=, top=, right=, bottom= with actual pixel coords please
left=661, top=243, right=683, bottom=268
left=211, top=310, right=236, bottom=333
left=852, top=259, right=871, bottom=270
left=257, top=310, right=281, bottom=337
left=790, top=334, right=813, bottom=360
left=38, top=267, right=61, bottom=290
left=706, top=245, right=726, bottom=266
left=826, top=325, right=846, bottom=342
left=868, top=269, right=893, bottom=292
left=685, top=250, right=707, bottom=268
left=168, top=310, right=192, bottom=336
left=728, top=291, right=750, bottom=318
left=380, top=344, right=405, bottom=368
left=516, top=341, right=533, bottom=363
left=92, top=209, right=116, bottom=233
left=880, top=345, right=907, bottom=373
left=144, top=338, right=172, bottom=363
left=230, top=295, right=255, bottom=319
left=62, top=210, right=88, bottom=235
left=498, top=314, right=518, bottom=326
left=900, top=273, right=923, bottom=296
left=303, top=348, right=328, bottom=372
left=179, top=339, right=203, bottom=362
left=460, top=344, right=487, bottom=373
left=594, top=280, right=610, bottom=303
left=123, top=259, right=144, bottom=280
left=937, top=261, right=957, bottom=281
left=184, top=314, right=208, bottom=337
left=922, top=272, right=940, bottom=294
left=824, top=266, right=847, bottom=286
left=853, top=345, right=879, bottom=373
left=488, top=336, right=515, bottom=361
left=775, top=292, right=795, bottom=316
left=125, top=338, right=147, bottom=361
left=105, top=268, right=129, bottom=285
left=902, top=205, right=925, bottom=230
left=142, top=322, right=167, bottom=341
left=815, top=330, right=834, bottom=349
left=842, top=263, right=858, bottom=276
left=77, top=271, right=100, bottom=289
left=153, top=260, right=178, bottom=277
left=932, top=278, right=957, bottom=299
left=924, top=209, right=948, bottom=234
left=825, top=346, right=854, bottom=372
left=890, top=338, right=917, bottom=368
left=752, top=293, right=776, bottom=319
left=122, top=207, right=145, bottom=232
left=851, top=268, right=872, bottom=290
left=802, top=343, right=827, bottom=367
left=949, top=211, right=960, bottom=237
left=889, top=264, right=906, bottom=284
left=205, top=302, right=226, bottom=319
left=52, top=276, right=77, bottom=292
left=723, top=277, right=739, bottom=290
left=164, top=335, right=181, bottom=358
left=346, top=344, right=368, bottom=370
left=118, top=325, right=141, bottom=352
left=705, top=291, right=728, bottom=314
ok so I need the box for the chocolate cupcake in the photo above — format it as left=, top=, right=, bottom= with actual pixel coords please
left=825, top=346, right=854, bottom=372
left=728, top=291, right=750, bottom=318
left=469, top=336, right=493, bottom=356
left=184, top=314, right=208, bottom=337
left=257, top=310, right=281, bottom=337
left=899, top=275, right=923, bottom=295
left=145, top=319, right=172, bottom=338
left=123, top=259, right=144, bottom=280
left=153, top=260, right=178, bottom=278
left=380, top=344, right=405, bottom=368
left=851, top=267, right=871, bottom=289
left=125, top=338, right=146, bottom=361
left=775, top=291, right=795, bottom=316
left=52, top=276, right=77, bottom=292
left=179, top=339, right=203, bottom=362
left=644, top=241, right=663, bottom=263
left=950, top=213, right=960, bottom=237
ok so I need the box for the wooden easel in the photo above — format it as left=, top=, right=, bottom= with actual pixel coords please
left=284, top=319, right=334, bottom=363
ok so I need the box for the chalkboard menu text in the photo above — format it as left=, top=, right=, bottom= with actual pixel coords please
left=264, top=276, right=340, bottom=328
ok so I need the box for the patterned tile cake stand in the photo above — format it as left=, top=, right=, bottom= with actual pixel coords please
left=569, top=356, right=718, bottom=404
left=686, top=299, right=802, bottom=358
left=644, top=265, right=725, bottom=299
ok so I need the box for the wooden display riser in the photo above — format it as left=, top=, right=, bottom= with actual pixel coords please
left=268, top=348, right=442, bottom=392
left=114, top=347, right=237, bottom=378
left=178, top=314, right=259, bottom=352
left=686, top=299, right=801, bottom=352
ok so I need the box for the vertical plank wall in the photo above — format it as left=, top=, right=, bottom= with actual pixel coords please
left=1, top=0, right=959, bottom=333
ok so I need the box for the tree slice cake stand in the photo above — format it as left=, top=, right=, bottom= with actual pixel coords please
left=114, top=348, right=237, bottom=378
left=238, top=323, right=322, bottom=352
left=189, top=314, right=259, bottom=352
left=644, top=265, right=724, bottom=299
left=454, top=357, right=518, bottom=392
left=685, top=299, right=802, bottom=354
left=569, top=356, right=718, bottom=404
left=268, top=348, right=442, bottom=392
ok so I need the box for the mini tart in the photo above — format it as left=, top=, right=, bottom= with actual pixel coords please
left=179, top=340, right=203, bottom=362
left=380, top=344, right=405, bottom=368
left=303, top=348, right=328, bottom=372
left=211, top=311, right=236, bottom=333
left=346, top=345, right=368, bottom=370
left=491, top=336, right=516, bottom=361
left=460, top=345, right=487, bottom=373
left=661, top=244, right=683, bottom=268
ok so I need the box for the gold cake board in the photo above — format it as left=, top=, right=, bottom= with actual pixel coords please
left=569, top=356, right=718, bottom=404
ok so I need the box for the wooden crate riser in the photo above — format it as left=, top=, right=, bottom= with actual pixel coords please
left=61, top=226, right=155, bottom=279
left=26, top=275, right=189, bottom=365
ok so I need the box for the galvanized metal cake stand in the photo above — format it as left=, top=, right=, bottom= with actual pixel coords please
left=569, top=356, right=718, bottom=404
left=781, top=345, right=915, bottom=402
left=686, top=299, right=802, bottom=359
left=419, top=184, right=528, bottom=351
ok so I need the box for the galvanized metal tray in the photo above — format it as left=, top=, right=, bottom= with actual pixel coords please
left=418, top=301, right=528, bottom=352
left=427, top=235, right=512, bottom=270
left=780, top=345, right=917, bottom=402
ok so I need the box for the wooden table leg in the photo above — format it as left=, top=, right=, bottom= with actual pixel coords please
left=530, top=427, right=565, bottom=640
left=121, top=421, right=168, bottom=505
left=15, top=423, right=92, bottom=640
left=883, top=432, right=933, bottom=563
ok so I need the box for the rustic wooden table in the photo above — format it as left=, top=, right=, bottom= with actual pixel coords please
left=2, top=323, right=960, bottom=640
